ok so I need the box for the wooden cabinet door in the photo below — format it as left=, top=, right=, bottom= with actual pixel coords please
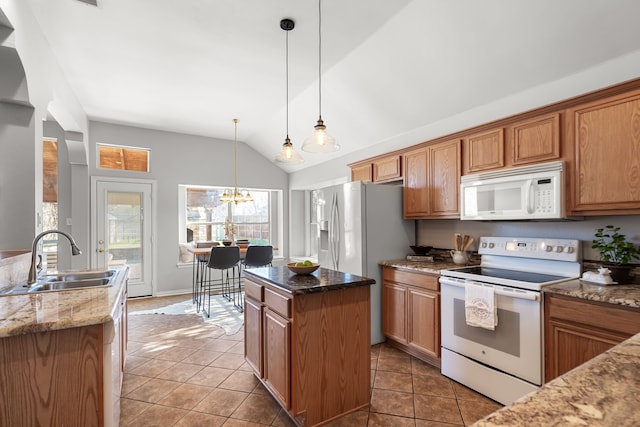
left=545, top=318, right=622, bottom=381
left=244, top=297, right=263, bottom=377
left=511, top=113, right=560, bottom=166
left=464, top=128, right=504, bottom=173
left=351, top=164, right=372, bottom=182
left=263, top=308, right=291, bottom=409
left=569, top=90, right=640, bottom=214
left=373, top=155, right=402, bottom=183
left=408, top=287, right=440, bottom=358
left=403, top=147, right=429, bottom=218
left=382, top=281, right=408, bottom=344
left=429, top=139, right=461, bottom=217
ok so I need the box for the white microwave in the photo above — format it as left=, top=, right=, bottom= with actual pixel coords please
left=460, top=161, right=570, bottom=221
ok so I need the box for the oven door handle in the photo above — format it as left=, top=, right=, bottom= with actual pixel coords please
left=440, top=277, right=540, bottom=301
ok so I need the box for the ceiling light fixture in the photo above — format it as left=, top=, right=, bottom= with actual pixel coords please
left=275, top=18, right=304, bottom=165
left=302, top=0, right=339, bottom=153
left=221, top=119, right=253, bottom=204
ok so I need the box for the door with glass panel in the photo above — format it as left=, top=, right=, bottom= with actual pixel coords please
left=94, top=179, right=153, bottom=297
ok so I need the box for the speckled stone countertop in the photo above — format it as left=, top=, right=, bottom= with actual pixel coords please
left=0, top=266, right=128, bottom=338
left=544, top=279, right=640, bottom=309
left=379, top=258, right=480, bottom=275
left=244, top=266, right=374, bottom=295
left=473, top=332, right=640, bottom=427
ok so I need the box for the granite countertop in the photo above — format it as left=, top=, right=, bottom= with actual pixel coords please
left=244, top=266, right=374, bottom=295
left=0, top=266, right=128, bottom=338
left=379, top=258, right=479, bottom=275
left=473, top=332, right=640, bottom=426
left=544, top=279, right=640, bottom=309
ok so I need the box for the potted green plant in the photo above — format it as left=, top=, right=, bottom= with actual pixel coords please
left=592, top=225, right=640, bottom=283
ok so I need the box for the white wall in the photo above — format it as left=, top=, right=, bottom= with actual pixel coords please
left=0, top=1, right=90, bottom=260
left=89, top=121, right=289, bottom=296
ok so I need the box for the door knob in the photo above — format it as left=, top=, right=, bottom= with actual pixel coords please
left=98, top=248, right=106, bottom=253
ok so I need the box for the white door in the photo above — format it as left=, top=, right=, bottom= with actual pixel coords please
left=93, top=178, right=154, bottom=297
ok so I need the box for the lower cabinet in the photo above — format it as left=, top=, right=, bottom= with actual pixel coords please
left=0, top=283, right=128, bottom=427
left=244, top=276, right=370, bottom=426
left=382, top=267, right=440, bottom=365
left=544, top=293, right=640, bottom=382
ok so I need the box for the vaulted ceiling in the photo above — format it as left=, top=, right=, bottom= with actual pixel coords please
left=24, top=0, right=640, bottom=172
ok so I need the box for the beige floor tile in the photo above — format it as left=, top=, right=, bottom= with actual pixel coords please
left=370, top=389, right=415, bottom=418
left=122, top=373, right=152, bottom=396
left=377, top=354, right=413, bottom=373
left=367, top=412, right=415, bottom=426
left=181, top=349, right=224, bottom=366
left=227, top=341, right=246, bottom=354
left=154, top=345, right=199, bottom=362
left=187, top=365, right=234, bottom=387
left=374, top=370, right=414, bottom=393
left=128, top=358, right=177, bottom=377
left=126, top=378, right=182, bottom=403
left=156, top=383, right=213, bottom=410
left=379, top=344, right=412, bottom=360
left=209, top=352, right=246, bottom=369
left=192, top=388, right=249, bottom=417
left=119, top=398, right=153, bottom=426
left=414, top=394, right=463, bottom=425
left=323, top=409, right=370, bottom=426
left=218, top=369, right=260, bottom=392
left=222, top=419, right=268, bottom=427
left=457, top=397, right=502, bottom=425
left=230, top=393, right=281, bottom=425
left=412, top=372, right=455, bottom=398
left=271, top=408, right=298, bottom=427
left=125, top=401, right=188, bottom=426
left=155, top=362, right=203, bottom=382
left=452, top=381, right=492, bottom=402
left=173, top=410, right=227, bottom=427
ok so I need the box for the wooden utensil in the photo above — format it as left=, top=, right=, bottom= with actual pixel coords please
left=455, top=234, right=462, bottom=251
left=463, top=237, right=474, bottom=251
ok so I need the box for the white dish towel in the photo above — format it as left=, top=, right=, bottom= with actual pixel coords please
left=465, top=283, right=498, bottom=330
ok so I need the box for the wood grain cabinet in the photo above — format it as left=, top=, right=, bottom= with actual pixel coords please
left=510, top=113, right=561, bottom=166
left=403, top=139, right=460, bottom=219
left=463, top=128, right=504, bottom=174
left=382, top=267, right=440, bottom=366
left=244, top=276, right=370, bottom=426
left=567, top=89, right=640, bottom=215
left=350, top=163, right=372, bottom=182
left=544, top=293, right=640, bottom=382
left=0, top=283, right=128, bottom=427
left=373, top=155, right=402, bottom=183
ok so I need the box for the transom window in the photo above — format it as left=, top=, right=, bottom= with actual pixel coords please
left=98, top=143, right=150, bottom=172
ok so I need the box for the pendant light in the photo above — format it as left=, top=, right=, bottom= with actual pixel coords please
left=221, top=119, right=253, bottom=204
left=302, top=0, right=339, bottom=153
left=275, top=18, right=304, bottom=165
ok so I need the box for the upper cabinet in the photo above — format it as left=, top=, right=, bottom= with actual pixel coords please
left=350, top=164, right=372, bottom=182
left=350, top=153, right=402, bottom=183
left=510, top=113, right=561, bottom=166
left=567, top=90, right=640, bottom=215
left=463, top=128, right=504, bottom=174
left=373, top=155, right=402, bottom=183
left=404, top=139, right=460, bottom=219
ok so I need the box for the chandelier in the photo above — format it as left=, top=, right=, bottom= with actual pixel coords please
left=221, top=119, right=253, bottom=204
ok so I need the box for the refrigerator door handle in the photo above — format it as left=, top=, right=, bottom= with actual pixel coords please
left=330, top=192, right=340, bottom=270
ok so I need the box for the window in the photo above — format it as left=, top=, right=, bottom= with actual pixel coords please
left=98, top=143, right=150, bottom=172
left=179, top=185, right=282, bottom=259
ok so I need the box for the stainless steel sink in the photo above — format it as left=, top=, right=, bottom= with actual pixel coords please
left=29, top=277, right=111, bottom=292
left=43, top=269, right=115, bottom=282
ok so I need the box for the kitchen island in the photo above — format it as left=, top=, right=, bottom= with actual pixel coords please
left=244, top=266, right=374, bottom=427
left=0, top=265, right=129, bottom=427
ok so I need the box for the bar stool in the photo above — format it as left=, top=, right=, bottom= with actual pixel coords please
left=238, top=245, right=273, bottom=312
left=203, top=246, right=241, bottom=317
left=193, top=241, right=216, bottom=304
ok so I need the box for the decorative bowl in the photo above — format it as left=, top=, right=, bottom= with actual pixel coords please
left=287, top=262, right=320, bottom=275
left=221, top=240, right=233, bottom=246
left=410, top=245, right=433, bottom=255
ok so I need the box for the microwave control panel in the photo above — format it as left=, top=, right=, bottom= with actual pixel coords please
left=533, top=178, right=555, bottom=214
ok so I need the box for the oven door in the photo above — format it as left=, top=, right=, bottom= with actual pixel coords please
left=440, top=277, right=542, bottom=385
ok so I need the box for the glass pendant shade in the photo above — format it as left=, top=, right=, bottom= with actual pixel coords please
left=275, top=136, right=304, bottom=164
left=302, top=117, right=339, bottom=153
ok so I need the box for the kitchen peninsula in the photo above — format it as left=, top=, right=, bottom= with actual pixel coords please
left=0, top=264, right=129, bottom=427
left=243, top=266, right=374, bottom=427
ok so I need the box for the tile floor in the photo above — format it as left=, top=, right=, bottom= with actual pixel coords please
left=121, top=295, right=502, bottom=426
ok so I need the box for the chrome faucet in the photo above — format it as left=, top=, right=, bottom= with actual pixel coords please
left=28, top=230, right=82, bottom=284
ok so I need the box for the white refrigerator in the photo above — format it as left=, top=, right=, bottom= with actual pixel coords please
left=312, top=181, right=415, bottom=344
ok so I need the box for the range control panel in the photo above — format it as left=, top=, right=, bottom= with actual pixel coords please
left=478, top=237, right=580, bottom=262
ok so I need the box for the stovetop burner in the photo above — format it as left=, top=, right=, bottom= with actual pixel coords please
left=449, top=266, right=568, bottom=284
